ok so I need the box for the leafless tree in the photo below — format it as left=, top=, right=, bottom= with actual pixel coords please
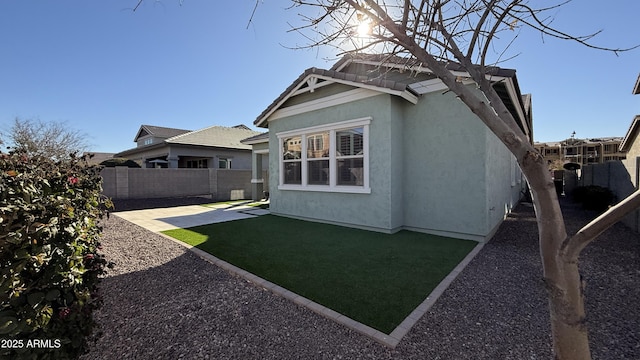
left=285, top=1, right=639, bottom=359
left=2, top=118, right=89, bottom=160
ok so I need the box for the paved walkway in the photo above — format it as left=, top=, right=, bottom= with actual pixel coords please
left=113, top=200, right=271, bottom=232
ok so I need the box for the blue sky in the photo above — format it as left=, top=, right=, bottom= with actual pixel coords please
left=0, top=1, right=638, bottom=153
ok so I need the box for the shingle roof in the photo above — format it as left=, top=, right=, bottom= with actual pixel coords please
left=254, top=53, right=521, bottom=128
left=241, top=131, right=269, bottom=144
left=135, top=125, right=191, bottom=142
left=331, top=53, right=517, bottom=78
left=166, top=125, right=262, bottom=150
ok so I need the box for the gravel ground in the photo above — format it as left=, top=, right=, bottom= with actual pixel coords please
left=80, top=198, right=639, bottom=360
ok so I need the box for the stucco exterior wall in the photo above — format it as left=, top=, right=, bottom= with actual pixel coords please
left=120, top=144, right=253, bottom=169
left=266, top=85, right=523, bottom=241
left=483, top=129, right=526, bottom=238
left=580, top=161, right=639, bottom=232
left=268, top=93, right=398, bottom=232
left=401, top=90, right=490, bottom=240
left=170, top=146, right=253, bottom=169
left=622, top=136, right=640, bottom=188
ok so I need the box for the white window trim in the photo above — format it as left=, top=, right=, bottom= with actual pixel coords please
left=218, top=157, right=231, bottom=169
left=277, top=117, right=371, bottom=194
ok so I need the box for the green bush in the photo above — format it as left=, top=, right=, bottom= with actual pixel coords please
left=99, top=158, right=140, bottom=168
left=0, top=151, right=113, bottom=359
left=571, top=185, right=615, bottom=212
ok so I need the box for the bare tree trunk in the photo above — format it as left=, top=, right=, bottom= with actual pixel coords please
left=526, top=159, right=640, bottom=359
left=523, top=155, right=591, bottom=359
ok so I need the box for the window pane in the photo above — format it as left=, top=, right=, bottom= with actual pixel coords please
left=284, top=162, right=302, bottom=184
left=336, top=128, right=364, bottom=156
left=283, top=136, right=302, bottom=159
left=337, top=158, right=363, bottom=186
left=307, top=132, right=329, bottom=158
left=308, top=160, right=329, bottom=185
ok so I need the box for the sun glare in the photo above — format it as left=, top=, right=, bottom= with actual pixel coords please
left=357, top=21, right=371, bottom=37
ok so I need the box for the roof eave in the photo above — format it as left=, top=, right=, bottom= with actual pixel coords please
left=115, top=142, right=166, bottom=158
left=620, top=115, right=640, bottom=152
left=254, top=72, right=418, bottom=128
left=241, top=137, right=269, bottom=145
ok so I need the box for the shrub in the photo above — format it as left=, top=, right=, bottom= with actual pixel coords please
left=99, top=158, right=140, bottom=168
left=571, top=185, right=615, bottom=212
left=0, top=151, right=113, bottom=359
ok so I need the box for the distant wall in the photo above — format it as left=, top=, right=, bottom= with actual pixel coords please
left=578, top=161, right=639, bottom=232
left=101, top=167, right=268, bottom=201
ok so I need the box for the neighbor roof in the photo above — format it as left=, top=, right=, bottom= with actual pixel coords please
left=134, top=125, right=191, bottom=142
left=241, top=131, right=269, bottom=145
left=166, top=125, right=261, bottom=150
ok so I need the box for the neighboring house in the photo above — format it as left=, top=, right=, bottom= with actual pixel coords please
left=116, top=124, right=263, bottom=169
left=245, top=54, right=532, bottom=242
left=535, top=136, right=626, bottom=168
left=83, top=152, right=116, bottom=166
left=619, top=73, right=640, bottom=187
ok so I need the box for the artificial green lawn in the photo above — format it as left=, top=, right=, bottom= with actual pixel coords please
left=162, top=215, right=477, bottom=334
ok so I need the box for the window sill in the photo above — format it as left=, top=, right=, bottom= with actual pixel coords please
left=278, top=184, right=371, bottom=194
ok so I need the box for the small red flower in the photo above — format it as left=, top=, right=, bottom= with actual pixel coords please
left=68, top=176, right=79, bottom=185
left=59, top=307, right=71, bottom=320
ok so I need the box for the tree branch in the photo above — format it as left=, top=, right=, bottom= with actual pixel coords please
left=563, top=189, right=640, bottom=261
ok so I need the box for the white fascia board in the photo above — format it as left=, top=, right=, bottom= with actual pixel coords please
left=242, top=137, right=269, bottom=145
left=502, top=78, right=528, bottom=137
left=255, top=76, right=315, bottom=128
left=302, top=74, right=418, bottom=104
left=264, top=74, right=419, bottom=123
left=620, top=115, right=640, bottom=152
left=269, top=88, right=380, bottom=122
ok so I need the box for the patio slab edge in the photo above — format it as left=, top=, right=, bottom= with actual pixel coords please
left=156, top=231, right=484, bottom=348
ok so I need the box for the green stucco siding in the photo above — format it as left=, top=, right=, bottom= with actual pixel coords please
left=266, top=84, right=523, bottom=241
left=484, top=129, right=525, bottom=237
left=268, top=93, right=398, bottom=232
left=401, top=89, right=489, bottom=239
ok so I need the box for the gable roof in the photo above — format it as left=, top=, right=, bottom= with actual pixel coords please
left=253, top=54, right=531, bottom=140
left=620, top=115, right=640, bottom=152
left=634, top=74, right=640, bottom=95
left=134, top=125, right=191, bottom=142
left=241, top=131, right=269, bottom=145
left=165, top=125, right=261, bottom=150
left=254, top=66, right=420, bottom=128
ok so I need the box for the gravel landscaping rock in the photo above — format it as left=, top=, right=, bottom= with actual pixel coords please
left=81, top=198, right=639, bottom=359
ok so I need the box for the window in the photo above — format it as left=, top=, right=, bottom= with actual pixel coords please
left=218, top=158, right=231, bottom=169
left=283, top=136, right=302, bottom=184
left=144, top=138, right=153, bottom=145
left=307, top=133, right=329, bottom=185
left=336, top=128, right=364, bottom=185
left=277, top=118, right=370, bottom=193
left=187, top=159, right=208, bottom=168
